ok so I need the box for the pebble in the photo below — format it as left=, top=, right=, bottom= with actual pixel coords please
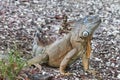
left=75, top=78, right=80, bottom=80
left=106, top=62, right=110, bottom=66
left=111, top=63, right=115, bottom=67
left=95, top=57, right=102, bottom=61
left=33, top=0, right=39, bottom=3
left=15, top=1, right=20, bottom=5
left=117, top=74, right=120, bottom=79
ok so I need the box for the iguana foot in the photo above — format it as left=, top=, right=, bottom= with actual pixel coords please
left=34, top=63, right=42, bottom=71
left=24, top=62, right=42, bottom=71
left=86, top=69, right=98, bottom=75
left=60, top=69, right=73, bottom=76
left=86, top=69, right=103, bottom=80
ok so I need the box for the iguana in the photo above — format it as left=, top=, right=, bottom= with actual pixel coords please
left=27, top=15, right=101, bottom=75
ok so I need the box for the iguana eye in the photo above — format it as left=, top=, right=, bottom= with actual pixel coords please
left=82, top=31, right=89, bottom=37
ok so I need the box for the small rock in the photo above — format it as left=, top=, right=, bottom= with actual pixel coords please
left=106, top=62, right=110, bottom=66
left=27, top=73, right=53, bottom=80
left=15, top=1, right=20, bottom=5
left=111, top=63, right=115, bottom=67
left=75, top=78, right=79, bottom=80
left=33, top=0, right=39, bottom=3
left=117, top=74, right=120, bottom=79
left=95, top=57, right=102, bottom=61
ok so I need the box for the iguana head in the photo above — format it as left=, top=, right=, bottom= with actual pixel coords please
left=77, top=15, right=101, bottom=58
left=78, top=15, right=101, bottom=38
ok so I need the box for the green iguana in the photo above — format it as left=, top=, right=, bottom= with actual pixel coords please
left=27, top=15, right=101, bottom=75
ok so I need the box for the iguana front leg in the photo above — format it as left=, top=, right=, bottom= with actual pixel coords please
left=82, top=53, right=97, bottom=75
left=60, top=48, right=77, bottom=75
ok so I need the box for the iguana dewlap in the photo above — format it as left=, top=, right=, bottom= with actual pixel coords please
left=27, top=15, right=101, bottom=75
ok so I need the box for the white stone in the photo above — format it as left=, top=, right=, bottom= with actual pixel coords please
left=95, top=57, right=101, bottom=61
left=15, top=1, right=20, bottom=5
left=0, top=36, right=5, bottom=39
left=4, top=25, right=8, bottom=28
left=75, top=78, right=79, bottom=80
left=111, top=63, right=115, bottom=67
left=33, top=0, right=39, bottom=3
left=117, top=74, right=120, bottom=79
left=42, top=71, right=47, bottom=75
left=23, top=25, right=26, bottom=28
left=106, top=62, right=110, bottom=66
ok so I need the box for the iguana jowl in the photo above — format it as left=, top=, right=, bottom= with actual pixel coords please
left=27, top=15, right=101, bottom=75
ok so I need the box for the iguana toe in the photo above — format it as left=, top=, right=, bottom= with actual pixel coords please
left=61, top=72, right=73, bottom=76
left=86, top=69, right=98, bottom=75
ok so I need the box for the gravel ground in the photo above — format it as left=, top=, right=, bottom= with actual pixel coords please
left=0, top=0, right=120, bottom=80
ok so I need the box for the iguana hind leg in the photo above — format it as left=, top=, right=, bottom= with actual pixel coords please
left=27, top=53, right=49, bottom=66
left=60, top=48, right=77, bottom=75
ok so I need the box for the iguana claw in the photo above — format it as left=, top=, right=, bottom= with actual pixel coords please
left=86, top=69, right=98, bottom=75
left=61, top=72, right=73, bottom=76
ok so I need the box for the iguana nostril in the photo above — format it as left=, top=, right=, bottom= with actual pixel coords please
left=82, top=31, right=89, bottom=37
